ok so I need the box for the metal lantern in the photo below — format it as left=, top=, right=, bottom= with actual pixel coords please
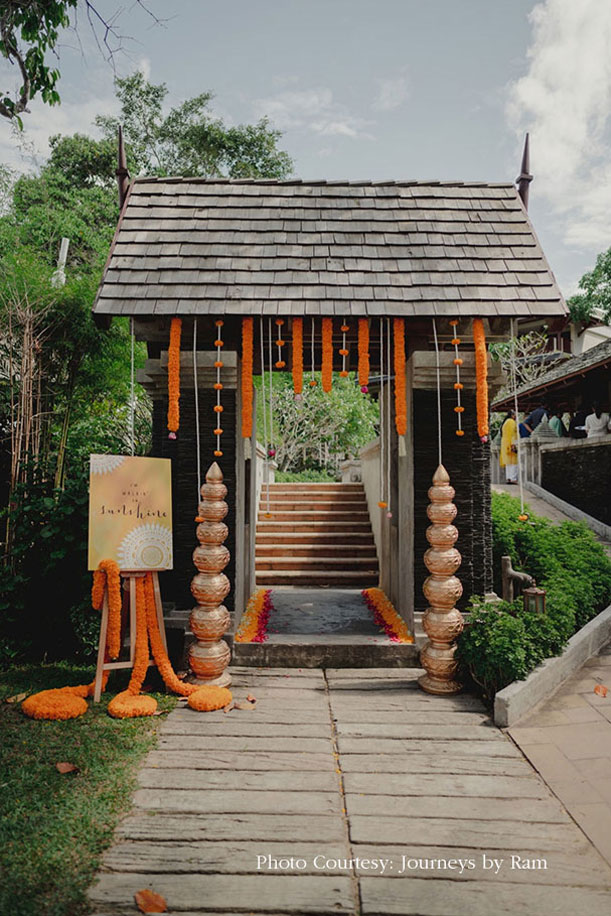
left=523, top=585, right=546, bottom=614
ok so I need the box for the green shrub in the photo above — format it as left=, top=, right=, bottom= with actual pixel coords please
left=275, top=469, right=337, bottom=482
left=457, top=492, right=611, bottom=699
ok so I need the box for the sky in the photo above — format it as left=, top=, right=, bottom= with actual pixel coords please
left=1, top=0, right=611, bottom=297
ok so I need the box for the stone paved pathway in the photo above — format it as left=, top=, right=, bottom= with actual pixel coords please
left=90, top=667, right=611, bottom=915
left=509, top=639, right=611, bottom=869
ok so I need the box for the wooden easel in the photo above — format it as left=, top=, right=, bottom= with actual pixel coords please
left=93, top=570, right=168, bottom=702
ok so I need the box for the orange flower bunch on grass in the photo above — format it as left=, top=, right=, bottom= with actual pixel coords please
left=292, top=317, right=303, bottom=395
left=393, top=318, right=407, bottom=436
left=234, top=589, right=273, bottom=643
left=358, top=318, right=370, bottom=392
left=472, top=318, right=489, bottom=442
left=321, top=317, right=333, bottom=392
left=167, top=318, right=182, bottom=438
left=362, top=588, right=414, bottom=643
left=241, top=317, right=254, bottom=438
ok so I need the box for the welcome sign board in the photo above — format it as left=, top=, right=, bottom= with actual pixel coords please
left=87, top=455, right=173, bottom=571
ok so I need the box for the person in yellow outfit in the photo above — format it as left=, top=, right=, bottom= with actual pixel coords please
left=500, top=409, right=518, bottom=484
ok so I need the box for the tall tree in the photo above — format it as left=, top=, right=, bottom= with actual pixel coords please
left=96, top=72, right=294, bottom=179
left=568, top=247, right=611, bottom=325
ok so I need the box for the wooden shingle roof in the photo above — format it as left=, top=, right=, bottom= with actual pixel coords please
left=93, top=177, right=567, bottom=318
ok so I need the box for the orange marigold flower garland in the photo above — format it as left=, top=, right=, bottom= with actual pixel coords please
left=393, top=318, right=407, bottom=436
left=92, top=558, right=122, bottom=660
left=188, top=685, right=233, bottom=711
left=234, top=588, right=273, bottom=643
left=108, top=576, right=158, bottom=718
left=339, top=322, right=350, bottom=378
left=143, top=572, right=199, bottom=696
left=321, top=317, right=333, bottom=393
left=358, top=318, right=370, bottom=393
left=450, top=319, right=465, bottom=437
left=167, top=318, right=182, bottom=439
left=292, top=317, right=303, bottom=398
left=241, top=317, right=254, bottom=438
left=472, top=318, right=489, bottom=443
left=362, top=588, right=414, bottom=644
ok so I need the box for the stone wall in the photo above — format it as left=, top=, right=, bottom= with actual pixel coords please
left=152, top=387, right=237, bottom=612
left=542, top=440, right=611, bottom=525
left=413, top=389, right=492, bottom=611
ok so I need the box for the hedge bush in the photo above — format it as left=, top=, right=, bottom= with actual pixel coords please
left=457, top=491, right=611, bottom=700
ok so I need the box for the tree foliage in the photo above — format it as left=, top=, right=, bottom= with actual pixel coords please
left=568, top=246, right=611, bottom=325
left=256, top=373, right=379, bottom=474
left=96, top=72, right=294, bottom=179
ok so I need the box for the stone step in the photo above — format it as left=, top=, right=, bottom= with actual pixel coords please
left=234, top=639, right=420, bottom=668
left=255, top=557, right=379, bottom=571
left=256, top=534, right=376, bottom=548
left=257, top=510, right=370, bottom=522
left=255, top=544, right=377, bottom=557
left=255, top=569, right=379, bottom=586
left=256, top=521, right=373, bottom=533
left=259, top=499, right=369, bottom=510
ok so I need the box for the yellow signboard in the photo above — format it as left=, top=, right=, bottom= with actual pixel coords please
left=88, top=455, right=173, bottom=571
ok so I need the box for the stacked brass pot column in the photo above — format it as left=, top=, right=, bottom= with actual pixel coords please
left=189, top=462, right=232, bottom=687
left=419, top=465, right=464, bottom=696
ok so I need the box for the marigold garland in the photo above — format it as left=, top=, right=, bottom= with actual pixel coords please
left=292, top=317, right=303, bottom=395
left=358, top=318, right=370, bottom=392
left=234, top=588, right=273, bottom=643
left=188, top=685, right=233, bottom=711
left=241, top=317, right=254, bottom=438
left=143, top=572, right=199, bottom=696
left=472, top=318, right=489, bottom=442
left=92, top=558, right=122, bottom=660
left=167, top=318, right=182, bottom=438
left=321, top=317, right=333, bottom=393
left=362, top=588, right=414, bottom=644
left=393, top=318, right=407, bottom=436
left=214, top=320, right=224, bottom=456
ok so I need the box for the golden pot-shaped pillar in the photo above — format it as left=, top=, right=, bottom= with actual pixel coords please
left=188, top=462, right=232, bottom=688
left=419, top=465, right=464, bottom=696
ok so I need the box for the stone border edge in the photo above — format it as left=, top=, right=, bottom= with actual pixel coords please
left=524, top=481, right=611, bottom=541
left=494, top=603, right=611, bottom=727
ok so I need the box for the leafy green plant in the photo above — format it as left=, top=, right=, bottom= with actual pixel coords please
left=458, top=492, right=611, bottom=699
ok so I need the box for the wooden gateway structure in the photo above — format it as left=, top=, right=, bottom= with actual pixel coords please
left=93, top=142, right=566, bottom=658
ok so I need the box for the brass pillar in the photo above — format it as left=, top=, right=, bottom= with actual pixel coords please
left=189, top=462, right=232, bottom=687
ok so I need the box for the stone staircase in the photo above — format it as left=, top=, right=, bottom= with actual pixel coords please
left=255, top=482, right=379, bottom=588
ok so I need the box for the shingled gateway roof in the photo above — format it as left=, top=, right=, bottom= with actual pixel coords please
left=93, top=177, right=566, bottom=318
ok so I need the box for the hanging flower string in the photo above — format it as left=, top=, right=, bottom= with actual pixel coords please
left=358, top=318, right=370, bottom=393
left=339, top=322, right=350, bottom=378
left=393, top=318, right=407, bottom=437
left=212, top=319, right=224, bottom=457
left=241, top=317, right=254, bottom=438
left=275, top=318, right=286, bottom=369
left=362, top=588, right=414, bottom=643
left=167, top=318, right=182, bottom=439
left=234, top=588, right=273, bottom=643
left=292, top=317, right=303, bottom=398
left=322, top=317, right=333, bottom=392
left=450, top=319, right=464, bottom=438
left=473, top=318, right=489, bottom=443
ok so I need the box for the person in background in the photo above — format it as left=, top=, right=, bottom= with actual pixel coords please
left=499, top=409, right=519, bottom=484
left=585, top=402, right=611, bottom=439
left=569, top=407, right=588, bottom=439
left=549, top=408, right=567, bottom=437
left=519, top=403, right=549, bottom=438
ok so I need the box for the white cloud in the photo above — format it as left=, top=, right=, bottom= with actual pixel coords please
left=373, top=73, right=409, bottom=112
left=0, top=92, right=118, bottom=173
left=507, top=0, right=611, bottom=251
left=253, top=87, right=372, bottom=139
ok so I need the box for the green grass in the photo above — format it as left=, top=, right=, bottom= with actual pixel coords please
left=0, top=663, right=176, bottom=916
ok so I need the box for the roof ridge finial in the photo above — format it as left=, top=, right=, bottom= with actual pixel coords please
left=117, top=125, right=130, bottom=209
left=516, top=132, right=533, bottom=210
